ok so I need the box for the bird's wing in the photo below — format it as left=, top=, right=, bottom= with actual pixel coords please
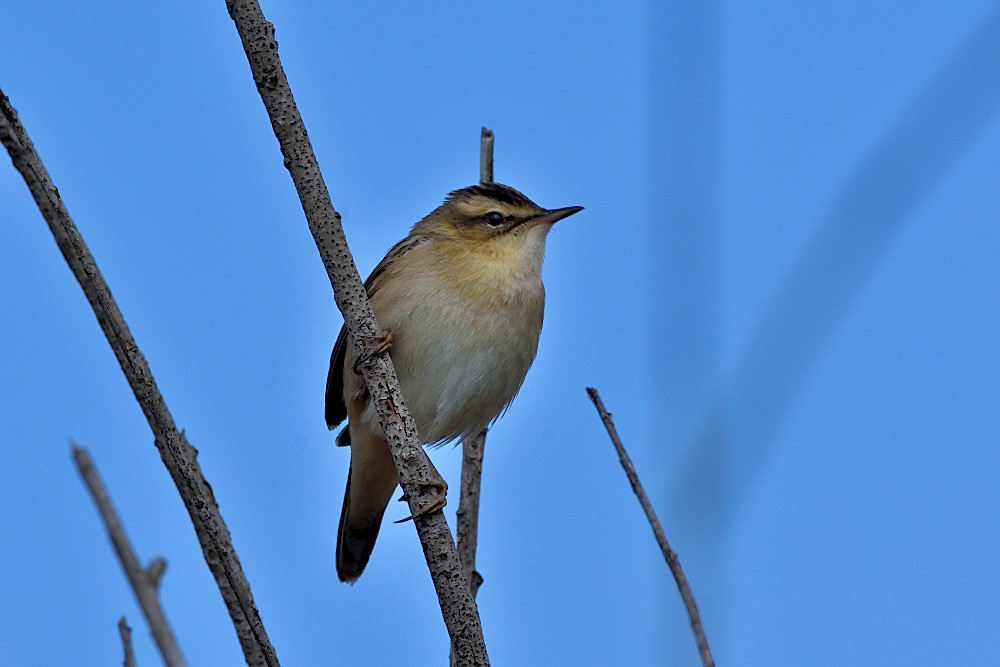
left=324, top=234, right=429, bottom=431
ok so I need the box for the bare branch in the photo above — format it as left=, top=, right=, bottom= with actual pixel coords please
left=118, top=617, right=137, bottom=667
left=456, top=127, right=494, bottom=594
left=453, top=427, right=486, bottom=667
left=455, top=126, right=496, bottom=590
left=72, top=445, right=186, bottom=667
left=479, top=127, right=494, bottom=184
left=450, top=430, right=486, bottom=667
left=147, top=558, right=167, bottom=589
left=450, top=128, right=494, bottom=667
left=0, top=90, right=274, bottom=667
left=586, top=388, right=715, bottom=667
left=222, top=3, right=488, bottom=664
left=455, top=428, right=487, bottom=598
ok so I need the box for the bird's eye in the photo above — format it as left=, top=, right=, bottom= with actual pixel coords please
left=485, top=211, right=504, bottom=226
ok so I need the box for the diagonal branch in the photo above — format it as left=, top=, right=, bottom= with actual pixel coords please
left=0, top=90, right=274, bottom=667
left=222, top=2, right=489, bottom=664
left=586, top=388, right=714, bottom=667
left=73, top=445, right=186, bottom=667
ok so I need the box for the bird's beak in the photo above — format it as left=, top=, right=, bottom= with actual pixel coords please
left=526, top=205, right=584, bottom=228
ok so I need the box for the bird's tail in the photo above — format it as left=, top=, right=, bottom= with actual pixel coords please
left=336, top=438, right=399, bottom=583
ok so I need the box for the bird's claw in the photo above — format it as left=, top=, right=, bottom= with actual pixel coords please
left=394, top=476, right=448, bottom=523
left=351, top=332, right=394, bottom=375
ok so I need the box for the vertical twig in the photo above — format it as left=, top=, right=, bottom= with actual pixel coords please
left=72, top=445, right=186, bottom=667
left=1, top=89, right=274, bottom=667
left=586, top=388, right=715, bottom=667
left=455, top=430, right=486, bottom=600
left=119, top=617, right=138, bottom=667
left=456, top=127, right=494, bottom=591
left=450, top=128, right=494, bottom=667
left=479, top=127, right=494, bottom=184
left=222, top=3, right=489, bottom=664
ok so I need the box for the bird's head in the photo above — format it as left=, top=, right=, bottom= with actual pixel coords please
left=416, top=183, right=582, bottom=274
left=424, top=182, right=582, bottom=241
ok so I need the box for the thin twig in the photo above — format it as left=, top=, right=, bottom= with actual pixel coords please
left=0, top=90, right=274, bottom=667
left=450, top=128, right=495, bottom=667
left=456, top=127, right=494, bottom=590
left=451, top=428, right=487, bottom=667
left=118, top=617, right=137, bottom=667
left=586, top=388, right=715, bottom=667
left=72, top=445, right=186, bottom=667
left=479, top=127, right=494, bottom=184
left=222, top=3, right=489, bottom=664
left=455, top=429, right=487, bottom=597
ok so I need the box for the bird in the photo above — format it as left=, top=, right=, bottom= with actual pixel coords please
left=325, top=182, right=582, bottom=583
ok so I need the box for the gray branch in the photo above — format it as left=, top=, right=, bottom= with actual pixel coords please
left=0, top=90, right=274, bottom=667
left=586, top=388, right=715, bottom=667
left=72, top=445, right=185, bottom=667
left=456, top=127, right=495, bottom=594
left=222, top=2, right=489, bottom=664
left=450, top=128, right=494, bottom=667
left=455, top=428, right=487, bottom=598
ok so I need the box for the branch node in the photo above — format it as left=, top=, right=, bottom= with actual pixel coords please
left=147, top=558, right=167, bottom=588
left=70, top=444, right=187, bottom=667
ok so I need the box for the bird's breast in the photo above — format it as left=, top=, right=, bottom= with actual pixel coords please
left=371, top=254, right=545, bottom=445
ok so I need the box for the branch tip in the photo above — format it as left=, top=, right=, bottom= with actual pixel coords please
left=118, top=617, right=136, bottom=667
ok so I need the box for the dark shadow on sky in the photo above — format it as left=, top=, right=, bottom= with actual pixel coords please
left=648, top=0, right=723, bottom=430
left=648, top=1, right=726, bottom=661
left=672, top=2, right=1000, bottom=531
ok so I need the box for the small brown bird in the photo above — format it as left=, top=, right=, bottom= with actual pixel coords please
left=325, top=182, right=582, bottom=582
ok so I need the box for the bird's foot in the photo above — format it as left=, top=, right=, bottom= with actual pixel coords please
left=351, top=331, right=394, bottom=375
left=394, top=475, right=448, bottom=523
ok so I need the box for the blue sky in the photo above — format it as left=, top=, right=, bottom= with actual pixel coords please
left=3, top=1, right=998, bottom=665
